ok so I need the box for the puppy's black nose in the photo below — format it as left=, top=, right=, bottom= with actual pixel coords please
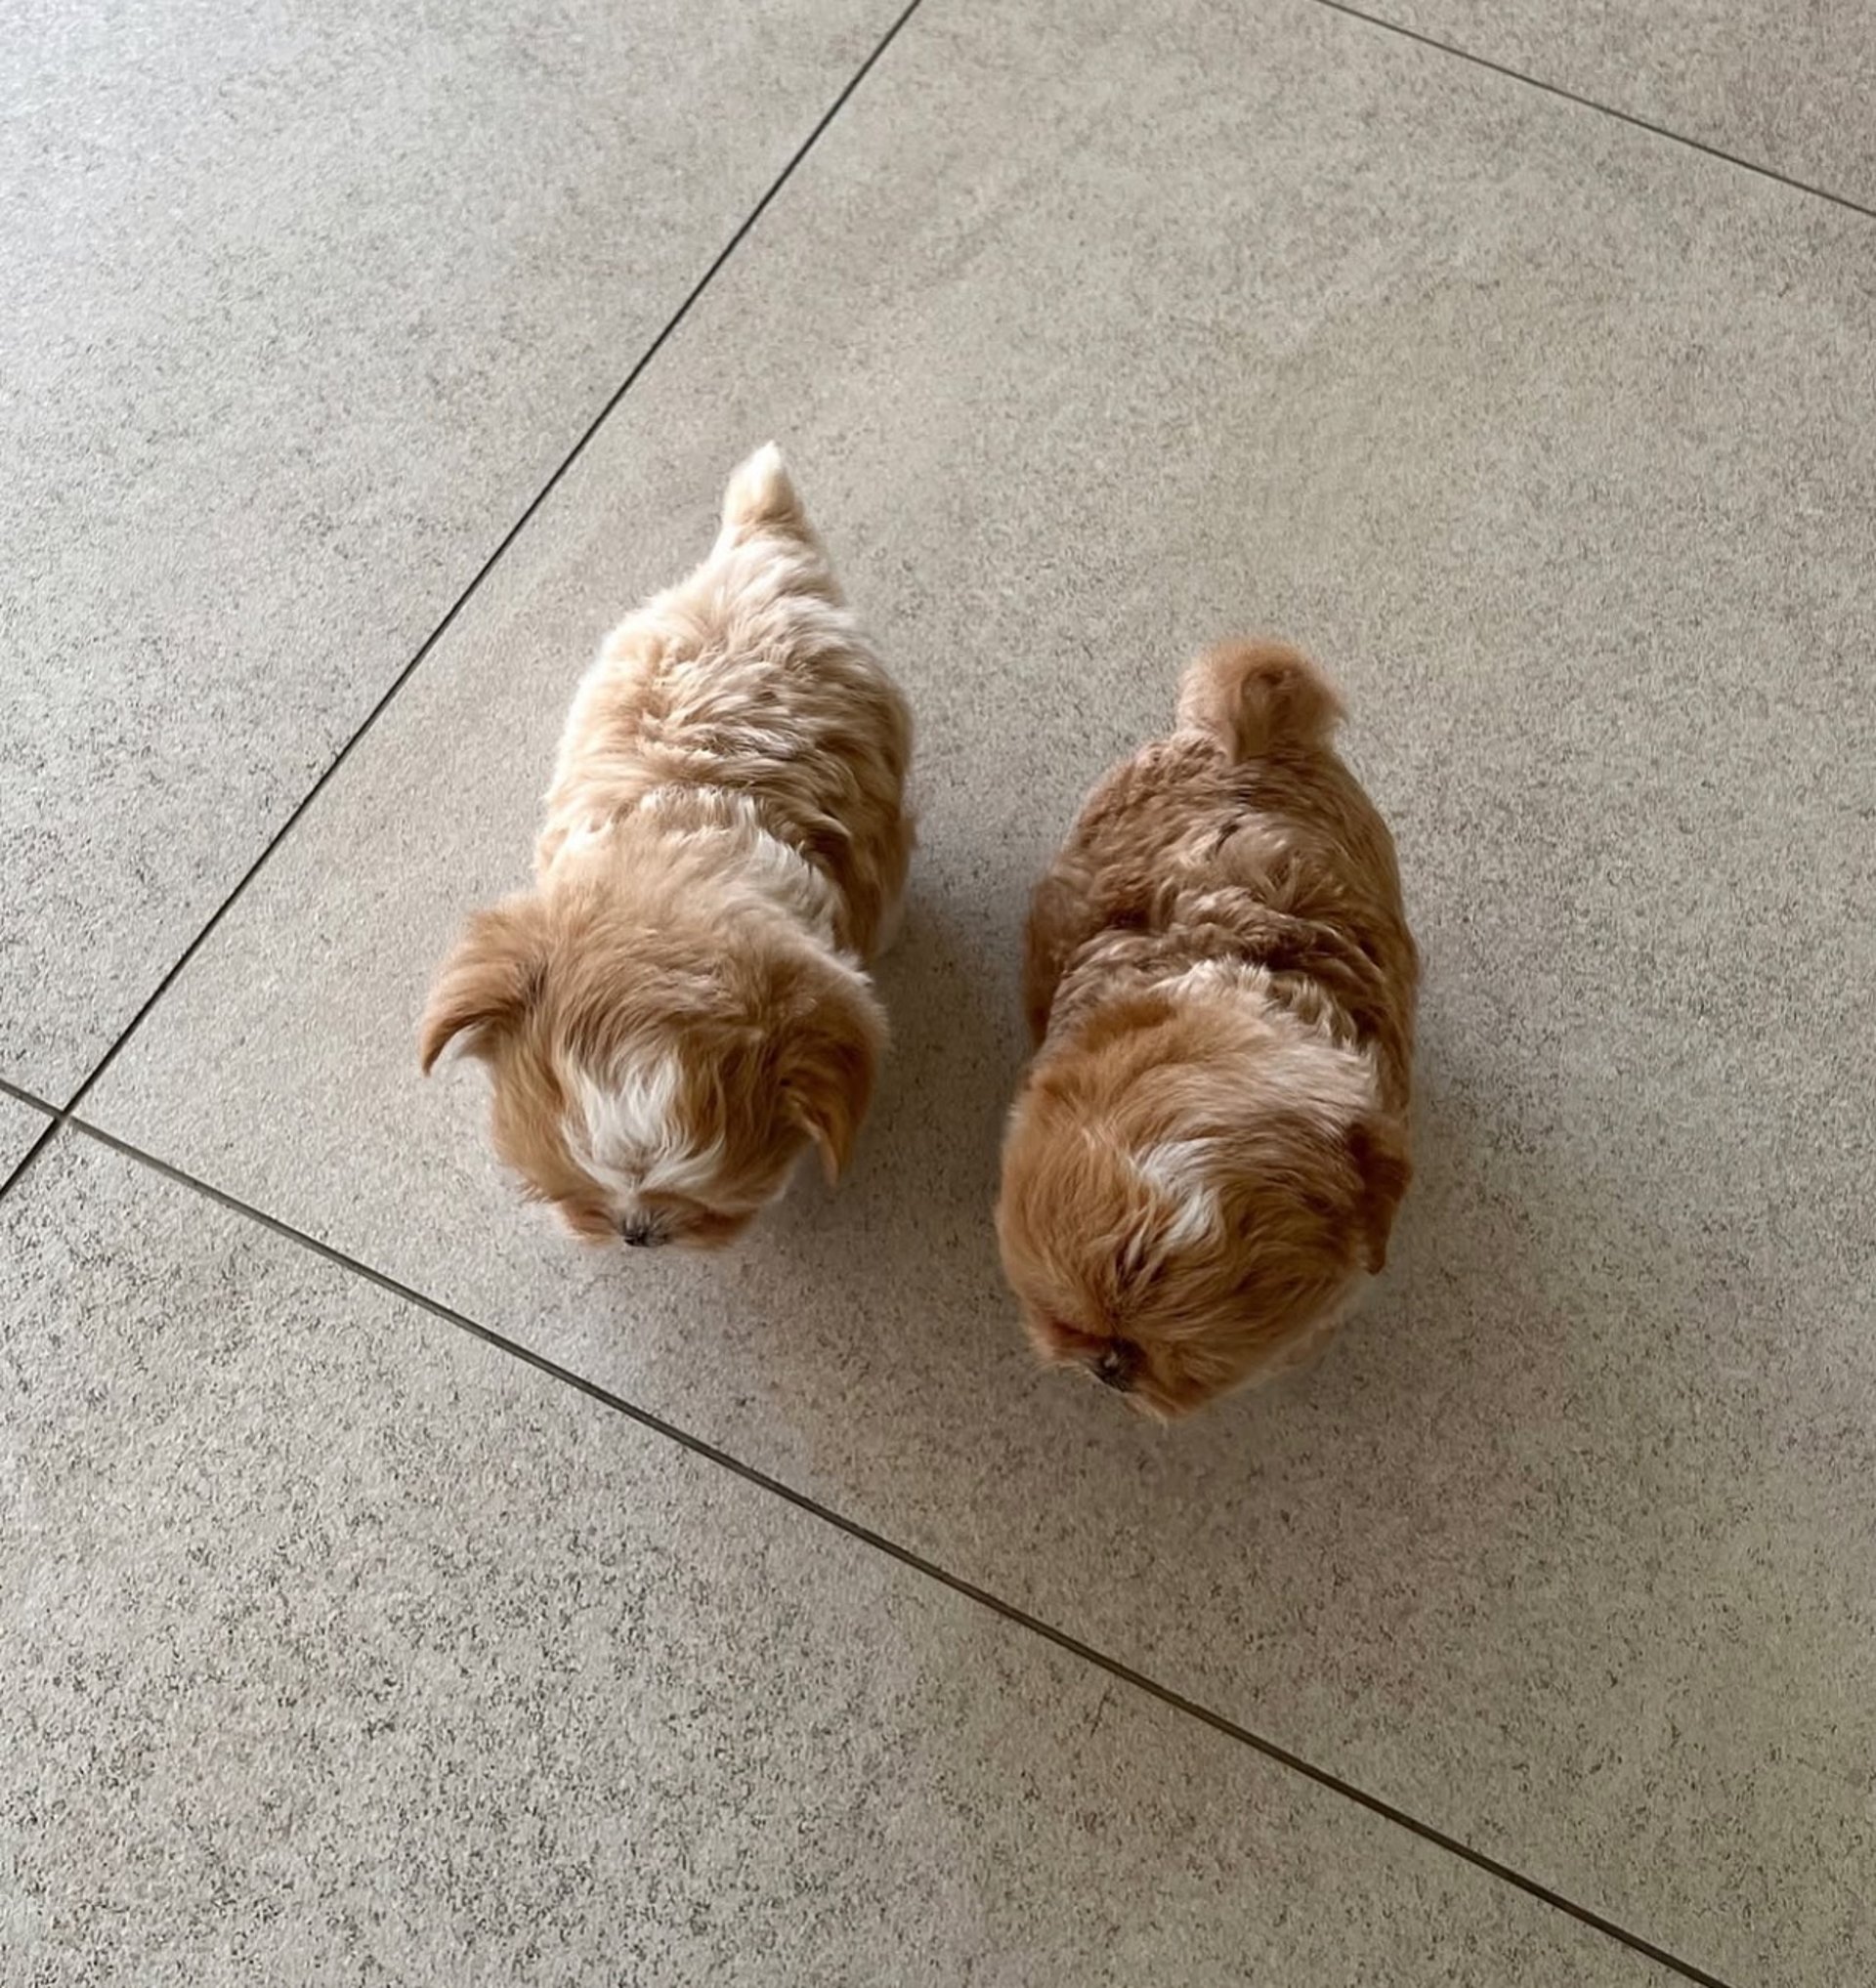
left=618, top=1217, right=663, bottom=1248
left=1093, top=1344, right=1136, bottom=1391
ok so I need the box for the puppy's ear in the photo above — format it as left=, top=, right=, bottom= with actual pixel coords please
left=418, top=898, right=548, bottom=1074
left=1346, top=1113, right=1412, bottom=1273
left=778, top=957, right=888, bottom=1184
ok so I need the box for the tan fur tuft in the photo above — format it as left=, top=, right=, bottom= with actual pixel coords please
left=719, top=441, right=808, bottom=543
left=776, top=954, right=889, bottom=1184
left=1176, top=639, right=1344, bottom=760
left=416, top=898, right=547, bottom=1074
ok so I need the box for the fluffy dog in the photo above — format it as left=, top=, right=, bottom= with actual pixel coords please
left=420, top=445, right=913, bottom=1248
left=996, top=641, right=1417, bottom=1416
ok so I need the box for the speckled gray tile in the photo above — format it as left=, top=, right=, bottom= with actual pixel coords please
left=1363, top=0, right=1876, bottom=209
left=85, top=0, right=1876, bottom=1977
left=0, top=1134, right=1671, bottom=1986
left=0, top=1092, right=51, bottom=1182
left=0, top=0, right=900, bottom=1102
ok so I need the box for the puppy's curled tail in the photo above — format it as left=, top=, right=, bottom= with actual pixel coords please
left=720, top=441, right=810, bottom=541
left=1177, top=639, right=1343, bottom=760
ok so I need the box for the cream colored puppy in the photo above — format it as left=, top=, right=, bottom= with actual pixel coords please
left=421, top=446, right=913, bottom=1248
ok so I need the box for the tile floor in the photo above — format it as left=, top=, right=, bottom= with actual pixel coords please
left=4, top=1, right=1872, bottom=1981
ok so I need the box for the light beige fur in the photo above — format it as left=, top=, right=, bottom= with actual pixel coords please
left=420, top=445, right=913, bottom=1248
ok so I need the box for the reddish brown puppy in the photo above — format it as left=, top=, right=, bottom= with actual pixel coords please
left=998, top=641, right=1418, bottom=1417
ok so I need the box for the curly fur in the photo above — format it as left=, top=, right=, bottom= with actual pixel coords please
left=997, top=640, right=1418, bottom=1417
left=420, top=445, right=913, bottom=1248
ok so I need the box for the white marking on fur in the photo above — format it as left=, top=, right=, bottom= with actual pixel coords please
left=1159, top=963, right=1381, bottom=1129
left=738, top=825, right=839, bottom=941
left=631, top=788, right=839, bottom=945
left=1261, top=1034, right=1380, bottom=1129
left=1161, top=957, right=1270, bottom=1003
left=1133, top=1138, right=1224, bottom=1252
left=558, top=813, right=614, bottom=859
left=567, top=1056, right=725, bottom=1201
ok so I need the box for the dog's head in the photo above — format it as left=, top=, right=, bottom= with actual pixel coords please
left=420, top=885, right=884, bottom=1248
left=996, top=995, right=1408, bottom=1417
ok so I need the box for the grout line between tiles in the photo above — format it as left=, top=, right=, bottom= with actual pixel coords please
left=0, top=1077, right=63, bottom=1199
left=1311, top=0, right=1876, bottom=223
left=43, top=0, right=931, bottom=1130
left=0, top=1077, right=58, bottom=1115
left=60, top=1111, right=1732, bottom=1988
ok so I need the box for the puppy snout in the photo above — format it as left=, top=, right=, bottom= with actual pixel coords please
left=618, top=1216, right=665, bottom=1248
left=1093, top=1344, right=1137, bottom=1391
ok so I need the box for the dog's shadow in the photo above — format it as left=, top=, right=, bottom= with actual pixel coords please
left=726, top=952, right=1761, bottom=1591
left=1108, top=999, right=1775, bottom=1562
left=737, top=889, right=1030, bottom=1385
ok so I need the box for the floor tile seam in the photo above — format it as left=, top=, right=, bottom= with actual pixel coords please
left=40, top=0, right=933, bottom=1126
left=0, top=1077, right=57, bottom=1115
left=1312, top=0, right=1876, bottom=223
left=57, top=1112, right=1733, bottom=1988
left=0, top=1112, right=63, bottom=1201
